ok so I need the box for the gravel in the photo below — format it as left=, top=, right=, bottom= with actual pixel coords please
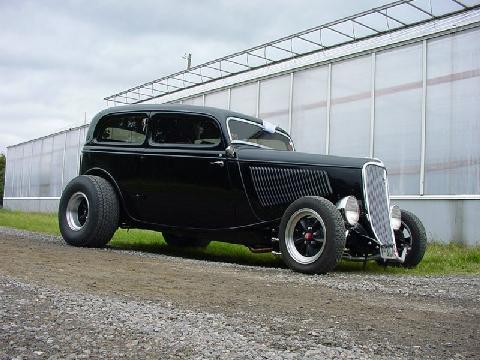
left=1, top=277, right=393, bottom=360
left=0, top=226, right=479, bottom=359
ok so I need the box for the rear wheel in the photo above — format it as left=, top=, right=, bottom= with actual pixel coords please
left=163, top=233, right=210, bottom=248
left=279, top=196, right=346, bottom=274
left=59, top=175, right=119, bottom=247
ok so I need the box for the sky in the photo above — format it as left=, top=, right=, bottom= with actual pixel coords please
left=0, top=0, right=392, bottom=154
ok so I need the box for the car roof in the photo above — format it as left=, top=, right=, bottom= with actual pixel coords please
left=94, top=104, right=264, bottom=125
left=86, top=104, right=289, bottom=142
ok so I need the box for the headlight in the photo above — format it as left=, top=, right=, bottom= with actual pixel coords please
left=336, top=196, right=360, bottom=225
left=390, top=205, right=402, bottom=230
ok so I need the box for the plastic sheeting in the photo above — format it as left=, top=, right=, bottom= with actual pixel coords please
left=5, top=126, right=88, bottom=198
left=374, top=44, right=423, bottom=195
left=4, top=28, right=479, bottom=198
left=290, top=67, right=329, bottom=154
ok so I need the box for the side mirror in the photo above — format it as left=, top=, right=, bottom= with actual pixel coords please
left=225, top=145, right=236, bottom=158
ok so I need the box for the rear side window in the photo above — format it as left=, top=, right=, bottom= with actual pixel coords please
left=95, top=113, right=147, bottom=144
left=150, top=113, right=221, bottom=146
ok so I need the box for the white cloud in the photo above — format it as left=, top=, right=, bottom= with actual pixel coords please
left=0, top=0, right=390, bottom=154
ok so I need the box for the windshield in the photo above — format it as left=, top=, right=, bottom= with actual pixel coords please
left=227, top=118, right=294, bottom=151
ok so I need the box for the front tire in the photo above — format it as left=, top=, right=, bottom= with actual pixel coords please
left=279, top=196, right=346, bottom=274
left=396, top=210, right=427, bottom=268
left=59, top=175, right=119, bottom=247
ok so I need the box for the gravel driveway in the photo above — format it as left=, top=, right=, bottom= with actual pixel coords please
left=0, top=227, right=479, bottom=359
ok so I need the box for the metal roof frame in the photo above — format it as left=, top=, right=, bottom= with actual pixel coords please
left=104, top=0, right=479, bottom=105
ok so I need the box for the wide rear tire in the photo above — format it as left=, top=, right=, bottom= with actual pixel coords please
left=59, top=175, right=119, bottom=247
left=279, top=196, right=346, bottom=274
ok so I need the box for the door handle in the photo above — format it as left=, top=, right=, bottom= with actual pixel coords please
left=210, top=160, right=225, bottom=167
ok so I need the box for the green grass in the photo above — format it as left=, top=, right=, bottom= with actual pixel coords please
left=1, top=208, right=478, bottom=275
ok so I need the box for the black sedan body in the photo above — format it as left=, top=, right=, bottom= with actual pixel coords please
left=57, top=104, right=426, bottom=273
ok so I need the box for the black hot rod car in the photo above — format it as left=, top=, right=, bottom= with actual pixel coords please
left=59, top=104, right=427, bottom=274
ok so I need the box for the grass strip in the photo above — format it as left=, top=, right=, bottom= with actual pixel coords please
left=1, top=209, right=478, bottom=275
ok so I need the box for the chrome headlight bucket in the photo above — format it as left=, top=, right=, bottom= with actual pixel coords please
left=390, top=205, right=402, bottom=231
left=336, top=196, right=360, bottom=225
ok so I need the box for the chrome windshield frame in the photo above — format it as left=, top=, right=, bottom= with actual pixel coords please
left=226, top=116, right=295, bottom=151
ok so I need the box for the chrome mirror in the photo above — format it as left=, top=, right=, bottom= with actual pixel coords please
left=225, top=145, right=236, bottom=158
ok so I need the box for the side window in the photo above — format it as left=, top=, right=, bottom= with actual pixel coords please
left=95, top=113, right=147, bottom=144
left=228, top=119, right=294, bottom=151
left=150, top=113, right=221, bottom=146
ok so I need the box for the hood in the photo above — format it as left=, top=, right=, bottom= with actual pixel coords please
left=235, top=146, right=378, bottom=169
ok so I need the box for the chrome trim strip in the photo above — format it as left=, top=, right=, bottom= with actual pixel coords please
left=391, top=195, right=480, bottom=200
left=226, top=116, right=295, bottom=150
left=230, top=140, right=272, bottom=150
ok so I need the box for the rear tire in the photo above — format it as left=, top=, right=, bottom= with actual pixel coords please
left=59, top=175, right=119, bottom=247
left=279, top=196, right=346, bottom=274
left=163, top=233, right=210, bottom=248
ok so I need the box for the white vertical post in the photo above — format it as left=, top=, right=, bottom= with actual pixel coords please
left=10, top=148, right=14, bottom=197
left=28, top=144, right=32, bottom=197
left=202, top=94, right=206, bottom=106
left=3, top=149, right=10, bottom=198
left=420, top=39, right=427, bottom=196
left=20, top=146, right=25, bottom=197
left=76, top=128, right=82, bottom=176
left=370, top=52, right=376, bottom=158
left=256, top=80, right=260, bottom=118
left=325, top=63, right=332, bottom=154
left=9, top=148, right=14, bottom=197
left=60, top=131, right=67, bottom=193
left=227, top=88, right=232, bottom=110
left=288, top=72, right=294, bottom=133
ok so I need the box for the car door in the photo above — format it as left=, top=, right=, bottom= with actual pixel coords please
left=138, top=111, right=234, bottom=229
left=82, top=112, right=148, bottom=220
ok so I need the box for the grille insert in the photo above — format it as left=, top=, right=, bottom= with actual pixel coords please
left=250, top=166, right=332, bottom=207
left=363, top=164, right=394, bottom=246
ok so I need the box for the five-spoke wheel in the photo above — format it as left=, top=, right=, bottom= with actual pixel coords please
left=279, top=196, right=346, bottom=274
left=284, top=208, right=327, bottom=265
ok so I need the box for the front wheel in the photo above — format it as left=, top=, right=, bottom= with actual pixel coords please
left=59, top=175, right=119, bottom=247
left=279, top=196, right=346, bottom=274
left=396, top=210, right=427, bottom=268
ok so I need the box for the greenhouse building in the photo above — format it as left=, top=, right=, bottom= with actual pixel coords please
left=3, top=0, right=480, bottom=245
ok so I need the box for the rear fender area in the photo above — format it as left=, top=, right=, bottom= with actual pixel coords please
left=82, top=168, right=132, bottom=226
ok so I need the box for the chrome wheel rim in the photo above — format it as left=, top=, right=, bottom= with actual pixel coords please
left=401, top=221, right=413, bottom=246
left=66, top=192, right=89, bottom=231
left=285, top=208, right=327, bottom=265
left=395, top=221, right=413, bottom=253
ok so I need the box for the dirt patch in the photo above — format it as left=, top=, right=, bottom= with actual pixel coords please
left=0, top=230, right=479, bottom=359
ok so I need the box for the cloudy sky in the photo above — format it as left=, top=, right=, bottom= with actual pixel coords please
left=0, top=0, right=392, bottom=154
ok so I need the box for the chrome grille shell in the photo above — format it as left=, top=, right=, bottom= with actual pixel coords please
left=362, top=162, right=397, bottom=252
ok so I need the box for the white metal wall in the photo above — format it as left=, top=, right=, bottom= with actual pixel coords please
left=179, top=27, right=480, bottom=198
left=3, top=126, right=88, bottom=203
